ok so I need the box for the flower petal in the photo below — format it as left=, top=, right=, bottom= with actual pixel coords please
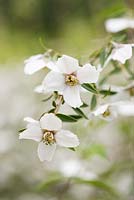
left=37, top=142, right=56, bottom=162
left=113, top=101, right=134, bottom=116
left=40, top=113, right=62, bottom=131
left=111, top=44, right=132, bottom=64
left=63, top=85, right=82, bottom=108
left=92, top=104, right=109, bottom=116
left=19, top=125, right=42, bottom=142
left=55, top=129, right=79, bottom=147
left=24, top=117, right=38, bottom=123
left=105, top=18, right=129, bottom=33
left=56, top=55, right=79, bottom=74
left=43, top=71, right=65, bottom=94
left=77, top=64, right=100, bottom=84
left=24, top=54, right=47, bottom=75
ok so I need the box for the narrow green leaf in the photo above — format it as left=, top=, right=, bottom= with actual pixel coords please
left=48, top=108, right=55, bottom=113
left=42, top=95, right=53, bottom=102
left=100, top=89, right=117, bottom=96
left=80, top=102, right=88, bottom=108
left=68, top=147, right=76, bottom=151
left=56, top=113, right=78, bottom=122
left=69, top=115, right=82, bottom=120
left=73, top=178, right=119, bottom=197
left=72, top=108, right=88, bottom=119
left=90, top=95, right=97, bottom=110
left=19, top=128, right=26, bottom=133
left=52, top=101, right=56, bottom=108
left=100, top=48, right=106, bottom=67
left=82, top=83, right=98, bottom=94
left=37, top=175, right=62, bottom=191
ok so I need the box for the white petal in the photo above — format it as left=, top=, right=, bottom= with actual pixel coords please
left=105, top=18, right=129, bottom=33
left=24, top=54, right=43, bottom=63
left=34, top=85, right=44, bottom=93
left=24, top=54, right=47, bottom=75
left=55, top=129, right=79, bottom=147
left=37, top=142, right=56, bottom=161
left=111, top=44, right=132, bottom=64
left=114, top=101, right=134, bottom=116
left=19, top=125, right=42, bottom=142
left=63, top=85, right=82, bottom=108
left=40, top=113, right=62, bottom=131
left=92, top=104, right=109, bottom=116
left=128, top=19, right=134, bottom=29
left=34, top=84, right=52, bottom=94
left=56, top=55, right=79, bottom=74
left=24, top=117, right=39, bottom=124
left=77, top=64, right=100, bottom=84
left=43, top=71, right=65, bottom=94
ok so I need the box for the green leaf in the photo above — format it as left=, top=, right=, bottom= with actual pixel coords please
left=56, top=113, right=78, bottom=122
left=100, top=48, right=106, bottom=67
left=42, top=95, right=53, bottom=102
left=100, top=89, right=117, bottom=96
left=112, top=33, right=127, bottom=43
left=72, top=107, right=88, bottom=119
left=82, top=83, right=98, bottom=94
left=37, top=175, right=62, bottom=191
left=48, top=108, right=55, bottom=113
left=80, top=102, right=88, bottom=108
left=69, top=115, right=82, bottom=120
left=68, top=147, right=76, bottom=151
left=52, top=101, right=56, bottom=108
left=90, top=95, right=97, bottom=110
left=73, top=178, right=119, bottom=197
left=19, top=128, right=26, bottom=133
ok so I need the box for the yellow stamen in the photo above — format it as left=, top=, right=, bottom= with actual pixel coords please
left=65, top=74, right=79, bottom=86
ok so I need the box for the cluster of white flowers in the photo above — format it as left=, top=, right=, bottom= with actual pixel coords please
left=19, top=20, right=134, bottom=162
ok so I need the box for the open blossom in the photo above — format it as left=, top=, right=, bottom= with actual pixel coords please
left=24, top=53, right=55, bottom=75
left=105, top=17, right=134, bottom=33
left=89, top=101, right=134, bottom=121
left=103, top=42, right=134, bottom=68
left=41, top=55, right=100, bottom=108
left=19, top=113, right=79, bottom=162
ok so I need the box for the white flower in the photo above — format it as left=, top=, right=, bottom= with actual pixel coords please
left=105, top=17, right=134, bottom=33
left=90, top=101, right=134, bottom=121
left=24, top=54, right=55, bottom=75
left=42, top=55, right=100, bottom=108
left=90, top=103, right=118, bottom=121
left=19, top=113, right=79, bottom=162
left=103, top=42, right=134, bottom=68
left=60, top=159, right=97, bottom=180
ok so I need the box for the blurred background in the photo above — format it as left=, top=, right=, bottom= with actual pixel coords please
left=0, top=0, right=134, bottom=200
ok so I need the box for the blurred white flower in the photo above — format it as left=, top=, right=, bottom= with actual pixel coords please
left=60, top=159, right=97, bottom=180
left=103, top=42, right=134, bottom=68
left=90, top=103, right=118, bottom=121
left=105, top=17, right=134, bottom=33
left=24, top=54, right=55, bottom=75
left=19, top=113, right=79, bottom=162
left=42, top=55, right=100, bottom=108
left=89, top=101, right=134, bottom=121
left=110, top=42, right=134, bottom=64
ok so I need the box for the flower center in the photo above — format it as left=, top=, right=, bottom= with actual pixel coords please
left=65, top=74, right=79, bottom=86
left=43, top=131, right=55, bottom=145
left=102, top=108, right=111, bottom=117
